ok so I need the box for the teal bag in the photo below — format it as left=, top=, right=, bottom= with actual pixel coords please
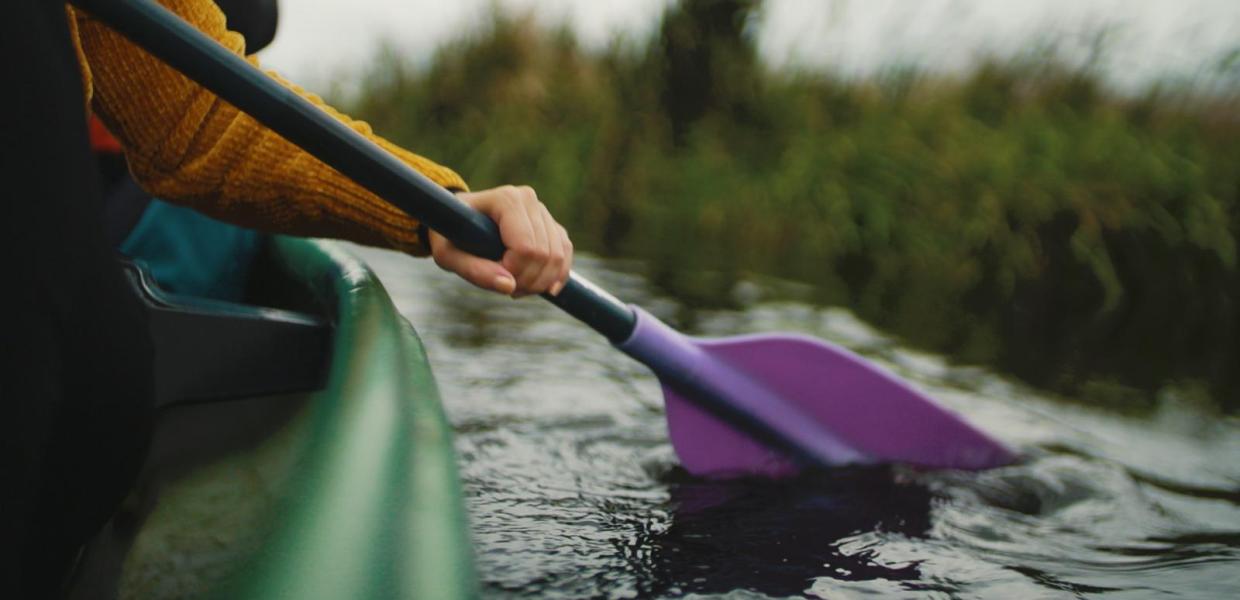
left=119, top=199, right=261, bottom=302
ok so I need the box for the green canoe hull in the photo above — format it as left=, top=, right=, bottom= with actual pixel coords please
left=76, top=237, right=475, bottom=599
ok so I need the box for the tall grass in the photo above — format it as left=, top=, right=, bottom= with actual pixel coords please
left=346, top=11, right=1240, bottom=411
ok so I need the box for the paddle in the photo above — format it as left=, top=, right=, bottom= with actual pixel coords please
left=70, top=0, right=1016, bottom=477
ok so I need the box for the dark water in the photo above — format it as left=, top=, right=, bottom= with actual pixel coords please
left=358, top=246, right=1240, bottom=599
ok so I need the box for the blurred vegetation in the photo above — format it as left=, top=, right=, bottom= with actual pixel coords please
left=345, top=1, right=1240, bottom=411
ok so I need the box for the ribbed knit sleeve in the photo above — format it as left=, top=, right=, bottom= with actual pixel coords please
left=70, top=0, right=467, bottom=256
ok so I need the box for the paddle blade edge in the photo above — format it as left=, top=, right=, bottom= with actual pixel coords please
left=618, top=307, right=1016, bottom=478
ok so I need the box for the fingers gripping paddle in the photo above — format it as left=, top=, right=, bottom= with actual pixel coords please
left=72, top=0, right=1016, bottom=477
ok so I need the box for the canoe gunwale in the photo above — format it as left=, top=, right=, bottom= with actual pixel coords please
left=70, top=237, right=476, bottom=599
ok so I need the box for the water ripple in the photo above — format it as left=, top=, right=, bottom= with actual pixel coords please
left=355, top=246, right=1240, bottom=599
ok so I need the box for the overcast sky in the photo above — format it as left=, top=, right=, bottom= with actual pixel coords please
left=261, top=0, right=1240, bottom=92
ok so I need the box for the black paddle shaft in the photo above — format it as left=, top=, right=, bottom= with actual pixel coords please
left=70, top=0, right=637, bottom=343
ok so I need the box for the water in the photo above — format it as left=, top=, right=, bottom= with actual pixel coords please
left=356, top=245, right=1240, bottom=599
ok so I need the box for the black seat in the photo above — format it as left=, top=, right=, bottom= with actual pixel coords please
left=121, top=259, right=331, bottom=407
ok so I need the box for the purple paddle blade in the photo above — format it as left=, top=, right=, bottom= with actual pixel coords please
left=617, top=307, right=1016, bottom=478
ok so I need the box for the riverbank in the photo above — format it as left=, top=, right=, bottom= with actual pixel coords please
left=344, top=12, right=1240, bottom=411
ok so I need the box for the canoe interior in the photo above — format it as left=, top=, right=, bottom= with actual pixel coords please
left=67, top=237, right=476, bottom=600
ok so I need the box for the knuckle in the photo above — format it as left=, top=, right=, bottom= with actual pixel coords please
left=512, top=241, right=539, bottom=258
left=518, top=185, right=540, bottom=205
left=529, top=246, right=550, bottom=261
left=496, top=185, right=521, bottom=205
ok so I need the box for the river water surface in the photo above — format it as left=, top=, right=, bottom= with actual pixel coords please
left=357, top=246, right=1240, bottom=599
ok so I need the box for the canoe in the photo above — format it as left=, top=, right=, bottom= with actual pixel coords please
left=67, top=236, right=476, bottom=599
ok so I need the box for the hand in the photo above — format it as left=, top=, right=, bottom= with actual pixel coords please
left=428, top=186, right=573, bottom=297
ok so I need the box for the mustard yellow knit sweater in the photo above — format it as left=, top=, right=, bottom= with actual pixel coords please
left=67, top=0, right=467, bottom=256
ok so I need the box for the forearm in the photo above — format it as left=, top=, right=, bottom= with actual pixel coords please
left=72, top=0, right=466, bottom=254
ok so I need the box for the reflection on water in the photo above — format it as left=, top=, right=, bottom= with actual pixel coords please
left=357, top=245, right=1240, bottom=599
left=632, top=468, right=933, bottom=598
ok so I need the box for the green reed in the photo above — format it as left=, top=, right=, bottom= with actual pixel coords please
left=344, top=12, right=1240, bottom=412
